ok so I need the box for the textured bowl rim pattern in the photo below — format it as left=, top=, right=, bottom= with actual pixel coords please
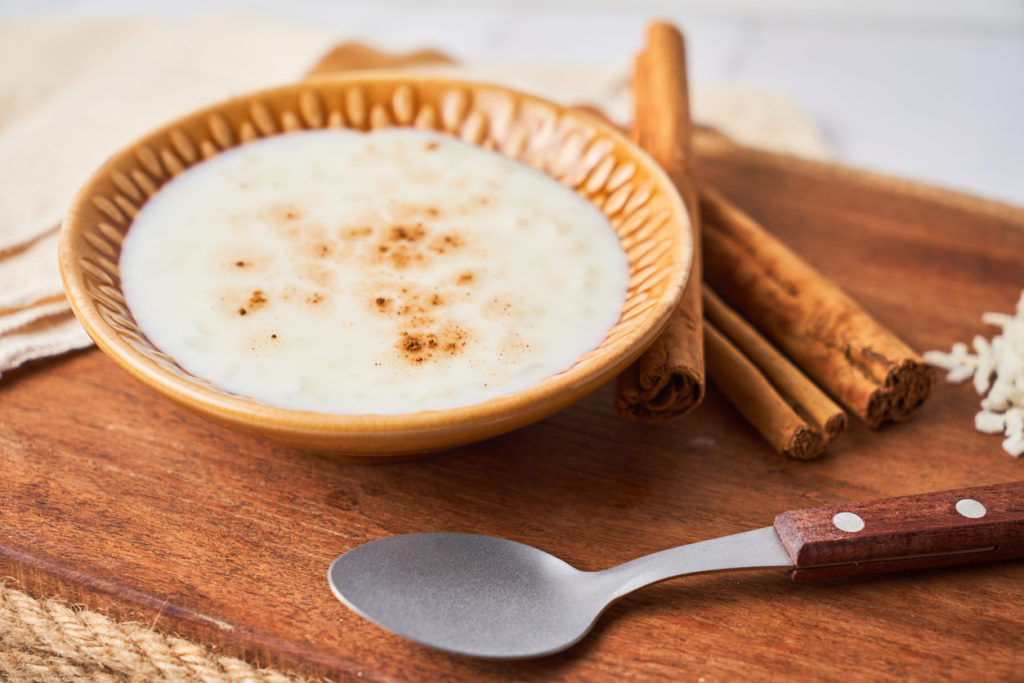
left=59, top=73, right=692, bottom=454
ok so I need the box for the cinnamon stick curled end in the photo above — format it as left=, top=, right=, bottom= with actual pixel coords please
left=614, top=315, right=705, bottom=421
left=786, top=427, right=826, bottom=461
left=614, top=370, right=705, bottom=422
left=888, top=359, right=935, bottom=419
left=823, top=412, right=848, bottom=442
left=704, top=323, right=826, bottom=460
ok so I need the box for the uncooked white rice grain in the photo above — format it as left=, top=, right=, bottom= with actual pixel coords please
left=926, top=289, right=1024, bottom=457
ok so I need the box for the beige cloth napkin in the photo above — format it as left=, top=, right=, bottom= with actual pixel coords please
left=0, top=11, right=831, bottom=379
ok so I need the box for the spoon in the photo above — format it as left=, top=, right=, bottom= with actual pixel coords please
left=328, top=481, right=1023, bottom=658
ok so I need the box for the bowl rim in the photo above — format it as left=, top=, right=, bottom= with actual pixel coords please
left=59, top=72, right=692, bottom=438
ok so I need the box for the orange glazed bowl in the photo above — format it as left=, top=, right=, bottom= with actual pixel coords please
left=59, top=74, right=693, bottom=460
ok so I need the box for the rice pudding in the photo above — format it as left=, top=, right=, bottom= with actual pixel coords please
left=119, top=129, right=629, bottom=414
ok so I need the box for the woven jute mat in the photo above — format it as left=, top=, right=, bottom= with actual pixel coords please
left=0, top=581, right=304, bottom=682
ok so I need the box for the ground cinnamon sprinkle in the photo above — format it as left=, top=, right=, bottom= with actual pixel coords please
left=389, top=225, right=426, bottom=242
left=395, top=325, right=467, bottom=364
left=429, top=233, right=464, bottom=254
left=237, top=290, right=268, bottom=316
left=389, top=248, right=410, bottom=269
left=342, top=226, right=373, bottom=239
left=387, top=246, right=426, bottom=269
left=268, top=202, right=303, bottom=223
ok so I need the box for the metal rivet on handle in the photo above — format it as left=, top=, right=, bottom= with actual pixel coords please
left=832, top=512, right=865, bottom=533
left=955, top=498, right=987, bottom=519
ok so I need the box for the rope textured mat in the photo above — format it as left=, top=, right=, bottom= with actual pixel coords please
left=0, top=582, right=304, bottom=682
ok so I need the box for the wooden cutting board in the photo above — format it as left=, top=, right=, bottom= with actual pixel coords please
left=2, top=137, right=1023, bottom=681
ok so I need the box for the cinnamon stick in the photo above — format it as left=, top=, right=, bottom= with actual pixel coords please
left=700, top=184, right=933, bottom=427
left=704, top=321, right=824, bottom=459
left=614, top=22, right=705, bottom=421
left=704, top=286, right=846, bottom=447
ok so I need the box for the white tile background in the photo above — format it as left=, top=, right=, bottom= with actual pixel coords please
left=3, top=0, right=1023, bottom=206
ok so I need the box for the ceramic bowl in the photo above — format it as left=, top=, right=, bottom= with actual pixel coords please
left=59, top=73, right=693, bottom=460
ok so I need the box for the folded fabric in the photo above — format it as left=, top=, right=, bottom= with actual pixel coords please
left=0, top=229, right=88, bottom=376
left=0, top=230, right=61, bottom=312
left=0, top=297, right=68, bottom=338
left=0, top=309, right=92, bottom=374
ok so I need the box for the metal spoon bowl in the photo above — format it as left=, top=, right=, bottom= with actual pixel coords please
left=327, top=528, right=789, bottom=658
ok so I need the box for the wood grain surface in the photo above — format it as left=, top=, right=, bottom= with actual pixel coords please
left=2, top=142, right=1024, bottom=681
left=774, top=481, right=1024, bottom=580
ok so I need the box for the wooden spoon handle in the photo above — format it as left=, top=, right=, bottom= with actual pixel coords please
left=773, top=481, right=1024, bottom=580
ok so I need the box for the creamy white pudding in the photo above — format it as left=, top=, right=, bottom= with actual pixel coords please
left=119, top=128, right=629, bottom=414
